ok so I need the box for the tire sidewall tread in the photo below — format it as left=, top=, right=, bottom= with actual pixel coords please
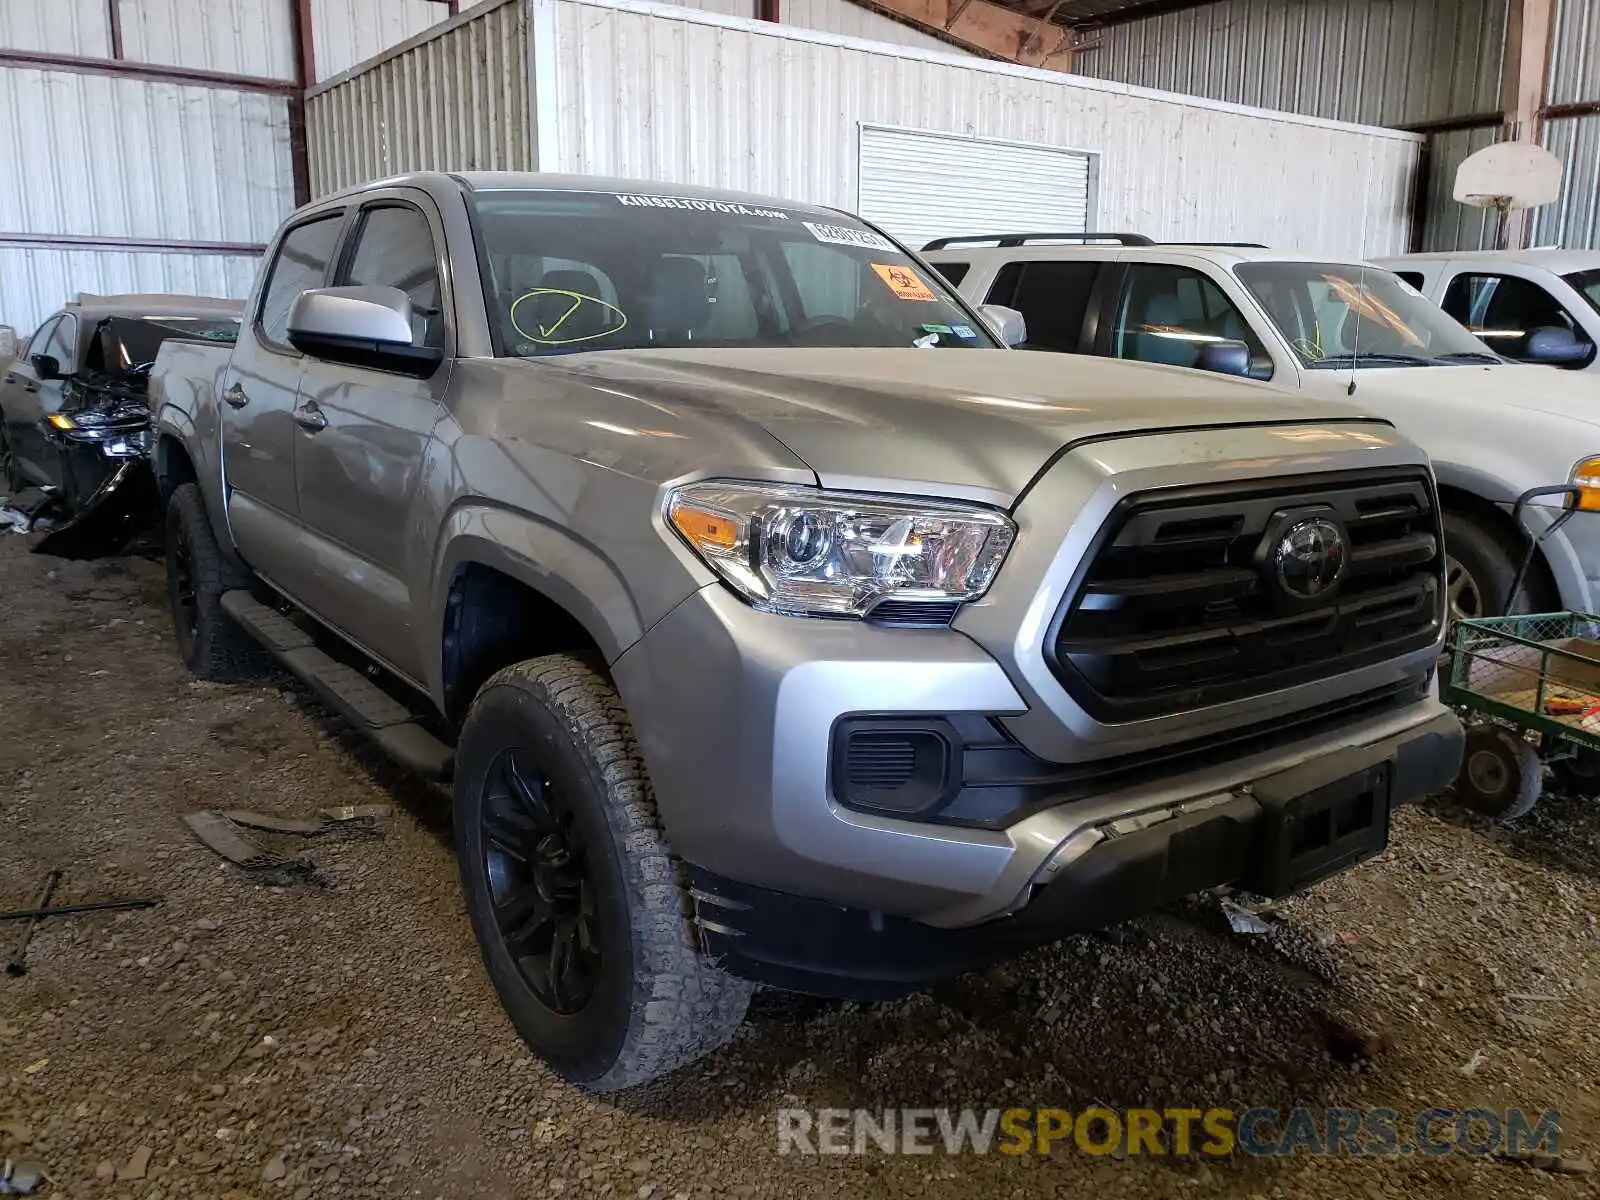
left=454, top=654, right=751, bottom=1092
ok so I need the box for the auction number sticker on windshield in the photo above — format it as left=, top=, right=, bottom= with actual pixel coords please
left=871, top=262, right=938, bottom=302
left=802, top=221, right=896, bottom=252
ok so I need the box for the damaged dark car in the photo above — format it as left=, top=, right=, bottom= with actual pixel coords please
left=0, top=295, right=241, bottom=557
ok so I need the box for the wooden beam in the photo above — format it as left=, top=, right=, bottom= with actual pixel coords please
left=1500, top=0, right=1554, bottom=247
left=860, top=0, right=1075, bottom=70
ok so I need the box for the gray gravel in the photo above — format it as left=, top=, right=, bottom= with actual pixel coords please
left=1, top=536, right=1598, bottom=1199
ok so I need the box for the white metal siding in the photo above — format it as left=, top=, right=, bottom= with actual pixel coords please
left=1076, top=0, right=1507, bottom=128
left=0, top=0, right=111, bottom=56
left=544, top=0, right=1423, bottom=257
left=311, top=0, right=454, bottom=81
left=0, top=68, right=294, bottom=244
left=0, top=249, right=261, bottom=334
left=1548, top=0, right=1600, bottom=108
left=306, top=0, right=530, bottom=196
left=651, top=0, right=757, bottom=18
left=115, top=0, right=296, bottom=79
left=857, top=126, right=1089, bottom=249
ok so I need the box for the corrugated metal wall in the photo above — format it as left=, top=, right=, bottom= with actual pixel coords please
left=542, top=0, right=1421, bottom=256
left=0, top=0, right=112, bottom=56
left=116, top=0, right=296, bottom=79
left=310, top=0, right=454, bottom=81
left=0, top=0, right=300, bottom=332
left=306, top=0, right=530, bottom=197
left=1077, top=0, right=1506, bottom=128
left=1417, top=125, right=1502, bottom=252
left=1533, top=0, right=1600, bottom=249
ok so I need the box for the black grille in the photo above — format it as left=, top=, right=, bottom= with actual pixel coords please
left=846, top=735, right=919, bottom=789
left=867, top=599, right=963, bottom=627
left=1048, top=470, right=1444, bottom=721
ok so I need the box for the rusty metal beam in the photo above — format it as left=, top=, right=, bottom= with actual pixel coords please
left=0, top=48, right=297, bottom=94
left=287, top=0, right=316, bottom=207
left=106, top=0, right=124, bottom=59
left=1070, top=0, right=1222, bottom=30
left=860, top=0, right=1075, bottom=69
left=0, top=232, right=268, bottom=255
left=1500, top=0, right=1555, bottom=248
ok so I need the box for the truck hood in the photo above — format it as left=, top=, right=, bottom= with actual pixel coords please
left=543, top=348, right=1384, bottom=504
left=1304, top=360, right=1600, bottom=420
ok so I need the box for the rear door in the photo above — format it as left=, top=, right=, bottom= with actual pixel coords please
left=288, top=193, right=452, bottom=680
left=220, top=209, right=347, bottom=586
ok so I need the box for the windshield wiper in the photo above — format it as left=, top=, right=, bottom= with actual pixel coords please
left=1307, top=352, right=1432, bottom=368
left=1427, top=350, right=1503, bottom=365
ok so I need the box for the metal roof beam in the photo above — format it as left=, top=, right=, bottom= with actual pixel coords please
left=858, top=0, right=1077, bottom=69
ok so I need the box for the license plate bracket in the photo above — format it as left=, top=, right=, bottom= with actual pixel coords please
left=1246, top=761, right=1391, bottom=897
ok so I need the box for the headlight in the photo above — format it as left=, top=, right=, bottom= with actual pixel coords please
left=666, top=481, right=1015, bottom=618
left=1574, top=456, right=1600, bottom=510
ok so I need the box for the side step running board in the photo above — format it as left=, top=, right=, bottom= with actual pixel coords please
left=220, top=591, right=454, bottom=781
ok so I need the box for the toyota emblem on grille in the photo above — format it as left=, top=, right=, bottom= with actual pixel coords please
left=1272, top=517, right=1347, bottom=599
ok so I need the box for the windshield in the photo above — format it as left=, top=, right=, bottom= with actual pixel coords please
left=86, top=314, right=240, bottom=381
left=1235, top=262, right=1498, bottom=368
left=1565, top=269, right=1600, bottom=317
left=467, top=189, right=995, bottom=355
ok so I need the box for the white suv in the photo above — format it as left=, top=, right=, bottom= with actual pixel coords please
left=923, top=233, right=1600, bottom=620
left=1373, top=248, right=1600, bottom=371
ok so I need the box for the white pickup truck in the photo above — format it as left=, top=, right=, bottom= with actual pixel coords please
left=926, top=235, right=1600, bottom=622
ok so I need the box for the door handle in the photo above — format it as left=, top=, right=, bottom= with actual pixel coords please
left=222, top=383, right=248, bottom=409
left=293, top=402, right=327, bottom=433
left=21, top=382, right=37, bottom=393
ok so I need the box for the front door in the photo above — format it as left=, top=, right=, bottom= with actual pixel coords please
left=289, top=197, right=452, bottom=682
left=220, top=210, right=346, bottom=588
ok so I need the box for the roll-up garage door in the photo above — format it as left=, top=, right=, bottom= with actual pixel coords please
left=856, top=126, right=1093, bottom=253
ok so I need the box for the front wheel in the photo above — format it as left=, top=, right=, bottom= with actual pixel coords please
left=1456, top=724, right=1543, bottom=820
left=1443, top=511, right=1550, bottom=619
left=1550, top=747, right=1600, bottom=797
left=454, top=655, right=751, bottom=1091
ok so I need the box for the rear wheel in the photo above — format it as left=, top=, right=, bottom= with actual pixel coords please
left=0, top=418, right=19, bottom=493
left=1456, top=724, right=1543, bottom=820
left=454, top=655, right=751, bottom=1091
left=164, top=483, right=266, bottom=680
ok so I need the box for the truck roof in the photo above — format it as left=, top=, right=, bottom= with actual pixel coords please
left=314, top=170, right=847, bottom=221
left=1373, top=247, right=1600, bottom=274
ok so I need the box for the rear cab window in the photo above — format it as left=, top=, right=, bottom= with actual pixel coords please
left=257, top=213, right=346, bottom=350
left=927, top=261, right=970, bottom=286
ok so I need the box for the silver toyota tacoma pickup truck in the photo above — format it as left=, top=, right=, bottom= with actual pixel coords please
left=149, top=172, right=1462, bottom=1091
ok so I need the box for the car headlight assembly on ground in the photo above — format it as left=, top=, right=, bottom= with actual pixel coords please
left=667, top=480, right=1016, bottom=618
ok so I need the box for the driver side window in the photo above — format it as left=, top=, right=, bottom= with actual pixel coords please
left=43, top=315, right=77, bottom=372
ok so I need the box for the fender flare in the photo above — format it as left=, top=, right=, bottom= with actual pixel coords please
left=427, top=503, right=645, bottom=699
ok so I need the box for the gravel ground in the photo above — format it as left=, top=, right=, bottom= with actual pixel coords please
left=2, top=535, right=1599, bottom=1199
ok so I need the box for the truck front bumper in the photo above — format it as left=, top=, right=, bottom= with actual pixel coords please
left=612, top=585, right=1462, bottom=992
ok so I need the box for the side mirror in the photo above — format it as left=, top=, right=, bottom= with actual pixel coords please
left=286, top=285, right=443, bottom=378
left=979, top=303, right=1027, bottom=348
left=1523, top=325, right=1592, bottom=366
left=1194, top=339, right=1252, bottom=377
left=30, top=353, right=62, bottom=380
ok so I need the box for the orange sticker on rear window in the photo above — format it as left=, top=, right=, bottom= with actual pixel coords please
left=871, top=263, right=939, bottom=302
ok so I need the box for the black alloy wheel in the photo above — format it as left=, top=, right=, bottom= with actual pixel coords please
left=480, top=748, right=601, bottom=1015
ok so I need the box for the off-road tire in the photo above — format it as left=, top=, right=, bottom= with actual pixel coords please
left=1443, top=511, right=1551, bottom=619
left=164, top=483, right=266, bottom=681
left=454, top=655, right=752, bottom=1091
left=1456, top=723, right=1543, bottom=820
